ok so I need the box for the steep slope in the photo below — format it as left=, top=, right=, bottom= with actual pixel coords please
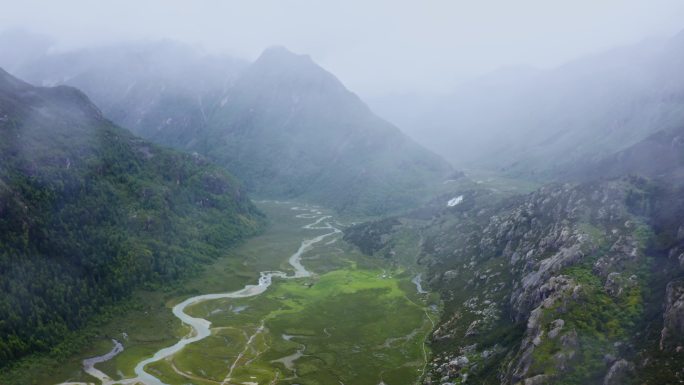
left=419, top=180, right=657, bottom=384
left=6, top=40, right=453, bottom=214
left=345, top=112, right=684, bottom=383
left=0, top=68, right=263, bottom=367
left=373, top=30, right=684, bottom=178
left=347, top=178, right=684, bottom=384
left=196, top=47, right=452, bottom=214
left=566, top=124, right=684, bottom=185
left=345, top=120, right=684, bottom=383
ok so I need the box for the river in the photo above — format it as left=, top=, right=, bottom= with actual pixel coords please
left=56, top=205, right=340, bottom=385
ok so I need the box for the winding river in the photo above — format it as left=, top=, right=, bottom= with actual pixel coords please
left=412, top=273, right=428, bottom=295
left=57, top=205, right=340, bottom=385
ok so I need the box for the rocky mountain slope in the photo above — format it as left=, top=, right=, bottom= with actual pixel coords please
left=197, top=46, right=452, bottom=214
left=373, top=30, right=684, bottom=179
left=348, top=67, right=684, bottom=381
left=5, top=38, right=452, bottom=214
left=0, top=68, right=263, bottom=367
left=346, top=174, right=684, bottom=384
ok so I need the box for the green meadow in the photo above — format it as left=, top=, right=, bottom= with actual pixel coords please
left=14, top=201, right=434, bottom=385
left=148, top=267, right=433, bottom=385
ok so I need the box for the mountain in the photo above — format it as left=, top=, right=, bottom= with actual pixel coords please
left=344, top=118, right=684, bottom=384
left=372, top=30, right=684, bottom=178
left=196, top=47, right=452, bottom=213
left=565, top=124, right=684, bottom=185
left=346, top=176, right=684, bottom=384
left=5, top=39, right=453, bottom=214
left=0, top=68, right=263, bottom=366
left=11, top=39, right=248, bottom=148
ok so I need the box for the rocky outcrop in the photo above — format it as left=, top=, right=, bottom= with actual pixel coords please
left=593, top=234, right=640, bottom=279
left=508, top=276, right=580, bottom=383
left=358, top=176, right=684, bottom=384
left=417, top=180, right=658, bottom=384
left=660, top=280, right=684, bottom=352
left=511, top=244, right=585, bottom=322
left=602, top=359, right=634, bottom=385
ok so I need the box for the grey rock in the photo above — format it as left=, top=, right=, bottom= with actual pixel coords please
left=548, top=319, right=565, bottom=339
left=524, top=374, right=550, bottom=385
left=448, top=355, right=470, bottom=368
left=660, top=279, right=684, bottom=351
left=513, top=250, right=583, bottom=321
left=603, top=359, right=634, bottom=385
left=465, top=319, right=481, bottom=337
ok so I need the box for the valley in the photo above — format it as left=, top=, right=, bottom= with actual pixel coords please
left=2, top=7, right=684, bottom=384
left=36, top=202, right=435, bottom=385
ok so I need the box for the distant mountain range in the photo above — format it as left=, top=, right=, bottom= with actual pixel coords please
left=372, top=30, right=684, bottom=180
left=566, top=124, right=684, bottom=185
left=3, top=35, right=452, bottom=214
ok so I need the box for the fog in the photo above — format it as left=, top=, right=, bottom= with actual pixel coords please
left=4, top=3, right=684, bottom=384
left=2, top=0, right=684, bottom=98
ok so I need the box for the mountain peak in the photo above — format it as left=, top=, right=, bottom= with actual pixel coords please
left=258, top=45, right=311, bottom=61
left=253, top=45, right=316, bottom=72
left=242, top=45, right=345, bottom=94
left=0, top=67, right=102, bottom=123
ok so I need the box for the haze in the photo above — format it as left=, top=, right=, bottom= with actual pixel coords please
left=2, top=0, right=684, bottom=97
left=4, top=2, right=684, bottom=384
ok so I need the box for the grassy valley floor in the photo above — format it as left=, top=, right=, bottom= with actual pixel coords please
left=6, top=201, right=436, bottom=385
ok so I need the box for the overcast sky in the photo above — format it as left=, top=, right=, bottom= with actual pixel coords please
left=2, top=0, right=684, bottom=97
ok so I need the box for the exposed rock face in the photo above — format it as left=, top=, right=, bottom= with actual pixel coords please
left=547, top=319, right=565, bottom=339
left=660, top=280, right=684, bottom=352
left=412, top=179, right=669, bottom=384
left=511, top=245, right=584, bottom=322
left=508, top=276, right=581, bottom=382
left=429, top=353, right=472, bottom=383
left=449, top=355, right=470, bottom=367
left=349, top=175, right=684, bottom=384
left=602, top=359, right=634, bottom=385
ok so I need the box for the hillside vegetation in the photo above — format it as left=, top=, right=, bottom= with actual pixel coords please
left=0, top=68, right=263, bottom=367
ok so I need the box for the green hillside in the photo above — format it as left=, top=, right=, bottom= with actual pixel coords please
left=0, top=68, right=263, bottom=366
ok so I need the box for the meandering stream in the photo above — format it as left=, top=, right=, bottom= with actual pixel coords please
left=56, top=205, right=340, bottom=385
left=412, top=273, right=428, bottom=294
